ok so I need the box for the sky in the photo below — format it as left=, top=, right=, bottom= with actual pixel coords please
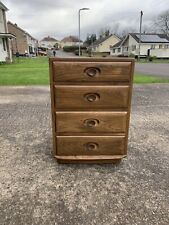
left=2, top=0, right=169, bottom=41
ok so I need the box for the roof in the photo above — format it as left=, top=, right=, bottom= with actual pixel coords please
left=110, top=39, right=123, bottom=48
left=7, top=21, right=37, bottom=41
left=130, top=33, right=169, bottom=43
left=0, top=1, right=8, bottom=11
left=92, top=34, right=120, bottom=47
left=0, top=32, right=16, bottom=38
left=61, top=36, right=82, bottom=42
left=41, top=36, right=58, bottom=42
left=110, top=33, right=169, bottom=49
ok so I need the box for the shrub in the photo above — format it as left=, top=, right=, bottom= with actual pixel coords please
left=152, top=56, right=157, bottom=60
left=129, top=53, right=135, bottom=58
left=63, top=45, right=86, bottom=52
left=147, top=55, right=156, bottom=61
left=74, top=49, right=81, bottom=56
left=63, top=46, right=78, bottom=52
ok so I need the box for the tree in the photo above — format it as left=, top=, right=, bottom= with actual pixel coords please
left=154, top=10, right=169, bottom=34
left=119, top=27, right=137, bottom=38
left=98, top=28, right=105, bottom=39
left=84, top=34, right=97, bottom=45
left=90, top=34, right=97, bottom=43
left=98, top=28, right=110, bottom=39
left=105, top=29, right=110, bottom=37
left=111, top=23, right=120, bottom=36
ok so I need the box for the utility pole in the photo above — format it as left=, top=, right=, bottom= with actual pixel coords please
left=138, top=10, right=143, bottom=60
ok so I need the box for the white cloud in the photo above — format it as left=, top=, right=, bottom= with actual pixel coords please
left=2, top=0, right=169, bottom=40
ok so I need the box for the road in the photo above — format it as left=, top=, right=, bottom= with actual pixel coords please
left=51, top=50, right=77, bottom=57
left=0, top=84, right=169, bottom=225
left=135, top=63, right=169, bottom=78
left=53, top=51, right=169, bottom=78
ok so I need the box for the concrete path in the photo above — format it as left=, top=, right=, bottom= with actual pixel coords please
left=0, top=85, right=169, bottom=225
left=135, top=63, right=169, bottom=78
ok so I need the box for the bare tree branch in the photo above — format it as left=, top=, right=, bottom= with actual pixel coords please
left=154, top=10, right=169, bottom=34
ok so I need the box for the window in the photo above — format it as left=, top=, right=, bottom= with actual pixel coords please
left=118, top=48, right=121, bottom=52
left=0, top=10, right=3, bottom=23
left=159, top=45, right=163, bottom=49
left=2, top=38, right=6, bottom=51
left=132, top=45, right=136, bottom=51
left=151, top=45, right=155, bottom=49
left=123, top=46, right=128, bottom=51
left=112, top=49, right=115, bottom=53
left=164, top=45, right=169, bottom=49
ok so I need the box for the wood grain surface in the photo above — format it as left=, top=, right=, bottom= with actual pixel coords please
left=53, top=61, right=132, bottom=82
left=54, top=85, right=129, bottom=109
left=56, top=136, right=126, bottom=155
left=55, top=111, right=127, bottom=133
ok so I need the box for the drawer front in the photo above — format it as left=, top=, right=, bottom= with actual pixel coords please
left=53, top=61, right=132, bottom=82
left=56, top=112, right=127, bottom=133
left=56, top=136, right=126, bottom=156
left=54, top=85, right=129, bottom=109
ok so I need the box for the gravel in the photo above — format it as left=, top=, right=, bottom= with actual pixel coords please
left=0, top=84, right=169, bottom=225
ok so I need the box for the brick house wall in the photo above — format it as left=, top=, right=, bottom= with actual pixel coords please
left=7, top=22, right=28, bottom=54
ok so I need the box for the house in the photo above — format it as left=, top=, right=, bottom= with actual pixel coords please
left=7, top=21, right=38, bottom=55
left=60, top=36, right=82, bottom=48
left=0, top=1, right=15, bottom=62
left=89, top=34, right=121, bottom=53
left=39, top=36, right=60, bottom=50
left=110, top=33, right=169, bottom=58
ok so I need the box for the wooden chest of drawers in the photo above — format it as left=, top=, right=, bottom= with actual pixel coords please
left=49, top=57, right=135, bottom=163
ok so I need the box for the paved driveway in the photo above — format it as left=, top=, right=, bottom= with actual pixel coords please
left=0, top=84, right=169, bottom=225
left=135, top=63, right=169, bottom=78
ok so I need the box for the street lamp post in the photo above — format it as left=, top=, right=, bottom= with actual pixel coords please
left=78, top=8, right=90, bottom=56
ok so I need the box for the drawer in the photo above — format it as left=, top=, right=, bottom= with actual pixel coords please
left=53, top=61, right=132, bottom=82
left=56, top=136, right=126, bottom=156
left=56, top=112, right=127, bottom=133
left=54, top=85, right=129, bottom=109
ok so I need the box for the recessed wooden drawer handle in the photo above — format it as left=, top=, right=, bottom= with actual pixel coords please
left=84, top=67, right=100, bottom=77
left=84, top=119, right=99, bottom=128
left=84, top=93, right=100, bottom=102
left=84, top=142, right=99, bottom=151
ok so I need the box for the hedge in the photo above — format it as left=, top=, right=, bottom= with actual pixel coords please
left=63, top=45, right=86, bottom=52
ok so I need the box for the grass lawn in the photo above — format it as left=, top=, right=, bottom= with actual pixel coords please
left=0, top=57, right=169, bottom=85
left=0, top=57, right=49, bottom=85
left=134, top=74, right=169, bottom=83
left=138, top=58, right=169, bottom=63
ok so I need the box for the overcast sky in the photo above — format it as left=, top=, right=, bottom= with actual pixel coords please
left=2, top=0, right=169, bottom=41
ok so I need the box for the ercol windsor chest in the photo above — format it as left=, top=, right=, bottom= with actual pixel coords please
left=49, top=57, right=135, bottom=164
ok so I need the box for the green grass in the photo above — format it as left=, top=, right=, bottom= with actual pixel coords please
left=138, top=58, right=169, bottom=63
left=0, top=57, right=169, bottom=85
left=134, top=73, right=169, bottom=83
left=0, top=57, right=49, bottom=85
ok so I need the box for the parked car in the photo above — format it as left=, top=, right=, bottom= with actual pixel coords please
left=38, top=50, right=47, bottom=56
left=74, top=49, right=82, bottom=56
